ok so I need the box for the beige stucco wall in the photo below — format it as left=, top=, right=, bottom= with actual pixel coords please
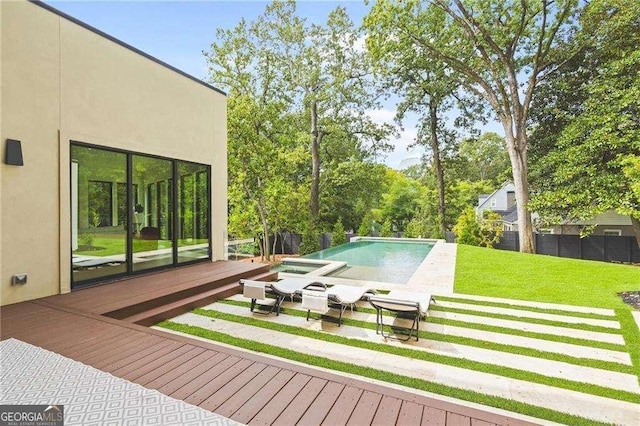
left=1, top=1, right=227, bottom=305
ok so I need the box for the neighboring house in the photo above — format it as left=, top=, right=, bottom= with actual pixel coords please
left=1, top=1, right=227, bottom=306
left=476, top=182, right=518, bottom=230
left=476, top=182, right=633, bottom=236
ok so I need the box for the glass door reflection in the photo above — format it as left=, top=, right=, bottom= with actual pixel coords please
left=132, top=155, right=173, bottom=272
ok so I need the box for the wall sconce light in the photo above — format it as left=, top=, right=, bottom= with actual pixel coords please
left=5, top=139, right=24, bottom=166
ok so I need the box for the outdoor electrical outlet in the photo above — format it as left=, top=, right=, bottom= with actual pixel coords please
left=12, top=274, right=27, bottom=285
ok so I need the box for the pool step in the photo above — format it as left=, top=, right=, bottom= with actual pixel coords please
left=108, top=268, right=277, bottom=326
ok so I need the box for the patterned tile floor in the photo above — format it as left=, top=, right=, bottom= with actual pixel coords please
left=0, top=338, right=238, bottom=426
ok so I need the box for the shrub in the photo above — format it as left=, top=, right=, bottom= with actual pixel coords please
left=299, top=228, right=320, bottom=255
left=331, top=220, right=347, bottom=246
left=380, top=219, right=393, bottom=237
left=357, top=212, right=373, bottom=236
left=453, top=208, right=503, bottom=247
left=404, top=216, right=428, bottom=238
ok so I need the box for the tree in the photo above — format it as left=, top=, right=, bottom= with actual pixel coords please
left=529, top=0, right=640, bottom=247
left=457, top=132, right=510, bottom=183
left=357, top=211, right=374, bottom=236
left=254, top=1, right=391, bottom=226
left=320, top=161, right=387, bottom=232
left=375, top=169, right=426, bottom=232
left=453, top=207, right=503, bottom=247
left=207, top=1, right=391, bottom=258
left=365, top=0, right=579, bottom=253
left=367, top=17, right=461, bottom=239
left=331, top=220, right=347, bottom=246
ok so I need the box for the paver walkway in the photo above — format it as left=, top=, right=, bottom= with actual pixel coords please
left=163, top=292, right=640, bottom=425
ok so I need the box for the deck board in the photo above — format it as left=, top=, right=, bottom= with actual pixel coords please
left=247, top=372, right=312, bottom=425
left=1, top=262, right=540, bottom=426
left=228, top=369, right=296, bottom=424
left=347, top=390, right=383, bottom=426
left=273, top=376, right=328, bottom=425
left=372, top=395, right=403, bottom=425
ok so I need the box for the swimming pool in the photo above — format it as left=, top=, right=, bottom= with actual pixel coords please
left=302, top=239, right=434, bottom=284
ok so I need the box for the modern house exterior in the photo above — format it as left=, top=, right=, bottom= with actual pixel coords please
left=477, top=182, right=634, bottom=236
left=1, top=0, right=228, bottom=305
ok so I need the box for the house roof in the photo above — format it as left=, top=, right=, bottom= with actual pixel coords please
left=501, top=204, right=519, bottom=224
left=476, top=182, right=513, bottom=210
left=31, top=0, right=226, bottom=96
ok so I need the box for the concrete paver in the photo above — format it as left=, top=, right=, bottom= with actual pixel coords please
left=406, top=241, right=456, bottom=294
left=448, top=293, right=616, bottom=316
left=167, top=312, right=640, bottom=425
left=437, top=300, right=620, bottom=329
left=428, top=311, right=625, bottom=345
left=226, top=294, right=632, bottom=365
left=206, top=303, right=639, bottom=393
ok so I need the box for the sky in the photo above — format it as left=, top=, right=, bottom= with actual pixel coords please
left=45, top=0, right=498, bottom=169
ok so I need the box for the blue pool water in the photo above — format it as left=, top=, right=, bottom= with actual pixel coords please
left=303, top=239, right=434, bottom=284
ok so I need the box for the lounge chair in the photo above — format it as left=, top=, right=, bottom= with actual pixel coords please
left=240, top=278, right=326, bottom=316
left=368, top=291, right=435, bottom=341
left=241, top=280, right=278, bottom=315
left=302, top=284, right=376, bottom=326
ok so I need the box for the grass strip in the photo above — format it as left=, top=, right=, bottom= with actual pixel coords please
left=427, top=316, right=626, bottom=352
left=435, top=295, right=616, bottom=320
left=217, top=299, right=634, bottom=374
left=194, top=308, right=640, bottom=404
left=222, top=298, right=627, bottom=352
left=159, top=320, right=608, bottom=426
left=429, top=305, right=622, bottom=334
left=616, top=309, right=640, bottom=382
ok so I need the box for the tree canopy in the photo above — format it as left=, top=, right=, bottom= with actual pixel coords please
left=529, top=0, right=640, bottom=246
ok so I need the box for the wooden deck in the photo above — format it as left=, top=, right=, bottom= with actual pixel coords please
left=1, top=261, right=539, bottom=426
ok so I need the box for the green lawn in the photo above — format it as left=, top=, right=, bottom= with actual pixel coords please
left=454, top=245, right=640, bottom=309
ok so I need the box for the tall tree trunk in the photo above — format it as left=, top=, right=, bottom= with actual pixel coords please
left=631, top=216, right=640, bottom=249
left=503, top=124, right=535, bottom=253
left=429, top=98, right=446, bottom=238
left=310, top=100, right=321, bottom=224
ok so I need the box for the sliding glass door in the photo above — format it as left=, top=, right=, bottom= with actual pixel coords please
left=132, top=155, right=173, bottom=272
left=71, top=143, right=211, bottom=287
left=71, top=146, right=128, bottom=282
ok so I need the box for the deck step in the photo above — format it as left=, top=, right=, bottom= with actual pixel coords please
left=122, top=270, right=278, bottom=327
left=105, top=264, right=272, bottom=320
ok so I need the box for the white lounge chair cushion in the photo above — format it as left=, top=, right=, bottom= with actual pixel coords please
left=271, top=278, right=321, bottom=296
left=327, top=285, right=375, bottom=305
left=242, top=280, right=267, bottom=300
left=301, top=290, right=329, bottom=313
left=387, top=290, right=433, bottom=316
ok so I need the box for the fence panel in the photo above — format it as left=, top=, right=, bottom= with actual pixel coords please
left=581, top=236, right=605, bottom=261
left=536, top=234, right=559, bottom=256
left=495, top=231, right=519, bottom=251
left=493, top=232, right=639, bottom=264
left=557, top=235, right=581, bottom=259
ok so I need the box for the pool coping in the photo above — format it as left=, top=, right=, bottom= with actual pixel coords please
left=278, top=238, right=456, bottom=294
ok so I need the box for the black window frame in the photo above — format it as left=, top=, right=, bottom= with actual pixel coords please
left=70, top=141, right=212, bottom=289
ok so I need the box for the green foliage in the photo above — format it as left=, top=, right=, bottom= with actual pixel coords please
left=357, top=211, right=373, bottom=236
left=320, top=162, right=387, bottom=231
left=375, top=169, right=425, bottom=231
left=456, top=133, right=510, bottom=184
left=529, top=0, right=640, bottom=242
left=331, top=220, right=347, bottom=247
left=404, top=209, right=430, bottom=238
left=298, top=226, right=320, bottom=255
left=79, top=233, right=95, bottom=248
left=453, top=208, right=503, bottom=248
left=452, top=208, right=482, bottom=246
left=379, top=219, right=392, bottom=237
left=365, top=0, right=579, bottom=253
left=208, top=0, right=391, bottom=245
